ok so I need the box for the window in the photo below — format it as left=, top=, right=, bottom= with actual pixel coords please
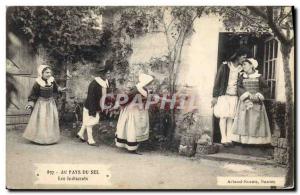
left=263, top=38, right=278, bottom=99
left=252, top=45, right=257, bottom=59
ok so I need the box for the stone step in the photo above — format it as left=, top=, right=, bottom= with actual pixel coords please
left=195, top=152, right=280, bottom=167
left=218, top=143, right=274, bottom=158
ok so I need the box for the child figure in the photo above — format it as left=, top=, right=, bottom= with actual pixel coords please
left=231, top=58, right=271, bottom=144
left=23, top=65, right=65, bottom=144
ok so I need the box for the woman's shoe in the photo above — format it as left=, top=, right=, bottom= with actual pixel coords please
left=87, top=141, right=97, bottom=146
left=76, top=134, right=85, bottom=142
left=128, top=150, right=142, bottom=155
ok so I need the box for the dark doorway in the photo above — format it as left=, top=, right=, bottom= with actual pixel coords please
left=212, top=32, right=267, bottom=143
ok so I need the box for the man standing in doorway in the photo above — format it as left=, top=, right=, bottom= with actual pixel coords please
left=211, top=47, right=250, bottom=146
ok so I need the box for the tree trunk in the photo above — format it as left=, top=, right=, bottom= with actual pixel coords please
left=281, top=43, right=294, bottom=188
left=57, top=60, right=67, bottom=122
left=167, top=75, right=176, bottom=140
left=167, top=28, right=187, bottom=141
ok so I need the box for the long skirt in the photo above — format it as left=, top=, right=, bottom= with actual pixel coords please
left=231, top=100, right=271, bottom=144
left=23, top=97, right=60, bottom=144
left=214, top=95, right=238, bottom=118
left=115, top=103, right=149, bottom=151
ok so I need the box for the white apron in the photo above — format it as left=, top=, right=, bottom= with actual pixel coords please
left=23, top=97, right=60, bottom=144
left=115, top=102, right=150, bottom=151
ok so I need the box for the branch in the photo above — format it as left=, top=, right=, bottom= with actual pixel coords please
left=161, top=9, right=172, bottom=54
left=266, top=7, right=291, bottom=45
left=173, top=26, right=188, bottom=88
left=278, top=8, right=292, bottom=26
left=169, top=12, right=199, bottom=59
left=277, top=7, right=285, bottom=23
left=267, top=6, right=274, bottom=20
left=166, top=17, right=175, bottom=31
left=170, top=10, right=200, bottom=73
left=191, top=11, right=199, bottom=24
left=248, top=6, right=292, bottom=46
left=195, top=7, right=205, bottom=19
left=172, top=27, right=184, bottom=60
left=228, top=7, right=269, bottom=31
left=247, top=6, right=268, bottom=20
left=280, top=23, right=294, bottom=30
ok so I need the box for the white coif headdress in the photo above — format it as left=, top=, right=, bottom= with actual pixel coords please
left=36, top=65, right=55, bottom=87
left=138, top=73, right=154, bottom=87
left=136, top=73, right=154, bottom=97
left=247, top=58, right=259, bottom=69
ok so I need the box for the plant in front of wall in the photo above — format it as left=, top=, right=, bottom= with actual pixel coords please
left=177, top=110, right=202, bottom=157
left=181, top=111, right=196, bottom=132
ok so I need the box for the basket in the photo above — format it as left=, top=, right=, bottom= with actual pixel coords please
left=196, top=143, right=218, bottom=155
left=179, top=144, right=196, bottom=157
left=179, top=133, right=201, bottom=146
left=178, top=132, right=202, bottom=157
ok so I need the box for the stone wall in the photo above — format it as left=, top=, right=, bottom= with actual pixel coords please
left=66, top=14, right=292, bottom=138
left=127, top=15, right=225, bottom=136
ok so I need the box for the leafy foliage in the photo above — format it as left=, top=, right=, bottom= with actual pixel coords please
left=217, top=7, right=270, bottom=35
left=218, top=6, right=294, bottom=45
left=264, top=100, right=286, bottom=137
left=7, top=7, right=111, bottom=71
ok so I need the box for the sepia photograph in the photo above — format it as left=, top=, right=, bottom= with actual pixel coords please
left=5, top=5, right=295, bottom=190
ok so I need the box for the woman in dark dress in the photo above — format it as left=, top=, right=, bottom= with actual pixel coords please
left=23, top=65, right=65, bottom=144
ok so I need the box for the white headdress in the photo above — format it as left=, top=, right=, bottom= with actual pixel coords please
left=138, top=73, right=154, bottom=87
left=136, top=73, right=154, bottom=97
left=242, top=58, right=261, bottom=78
left=36, top=65, right=55, bottom=87
left=247, top=58, right=258, bottom=69
left=37, top=65, right=49, bottom=77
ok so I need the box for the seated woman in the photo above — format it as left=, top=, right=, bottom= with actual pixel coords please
left=115, top=73, right=154, bottom=154
left=231, top=58, right=271, bottom=144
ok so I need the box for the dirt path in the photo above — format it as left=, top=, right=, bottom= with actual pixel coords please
left=6, top=130, right=286, bottom=189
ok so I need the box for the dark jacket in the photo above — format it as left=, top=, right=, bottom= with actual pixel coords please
left=212, top=62, right=230, bottom=98
left=28, top=81, right=59, bottom=102
left=84, top=80, right=104, bottom=117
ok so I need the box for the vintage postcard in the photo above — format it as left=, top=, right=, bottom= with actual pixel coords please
left=6, top=6, right=295, bottom=190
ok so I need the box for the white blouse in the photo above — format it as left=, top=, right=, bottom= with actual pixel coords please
left=225, top=62, right=243, bottom=96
